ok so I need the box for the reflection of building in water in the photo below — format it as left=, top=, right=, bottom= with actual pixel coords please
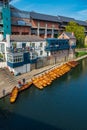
left=82, top=59, right=87, bottom=71
left=67, top=75, right=71, bottom=81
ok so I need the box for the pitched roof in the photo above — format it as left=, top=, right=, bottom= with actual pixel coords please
left=10, top=5, right=20, bottom=11
left=58, top=15, right=75, bottom=23
left=10, top=35, right=45, bottom=42
left=58, top=15, right=87, bottom=26
left=10, top=6, right=87, bottom=27
left=30, top=12, right=61, bottom=23
left=75, top=20, right=87, bottom=26
left=63, top=32, right=76, bottom=39
left=11, top=9, right=30, bottom=19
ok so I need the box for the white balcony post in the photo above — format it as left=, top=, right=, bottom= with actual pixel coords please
left=37, top=22, right=40, bottom=36
left=44, top=24, right=47, bottom=38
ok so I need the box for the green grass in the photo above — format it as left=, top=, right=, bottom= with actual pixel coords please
left=75, top=51, right=87, bottom=57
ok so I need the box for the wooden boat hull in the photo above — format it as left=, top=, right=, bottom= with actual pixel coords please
left=10, top=86, right=19, bottom=103
left=19, top=81, right=32, bottom=92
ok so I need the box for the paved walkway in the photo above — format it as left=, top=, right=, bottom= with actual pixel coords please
left=0, top=63, right=62, bottom=99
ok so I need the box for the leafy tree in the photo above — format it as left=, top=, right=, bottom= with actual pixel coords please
left=65, top=21, right=85, bottom=48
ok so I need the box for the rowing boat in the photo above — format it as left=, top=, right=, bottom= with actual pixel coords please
left=10, top=86, right=19, bottom=103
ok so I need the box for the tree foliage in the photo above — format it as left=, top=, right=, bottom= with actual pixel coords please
left=65, top=21, right=85, bottom=48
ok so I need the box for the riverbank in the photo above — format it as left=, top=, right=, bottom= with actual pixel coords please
left=0, top=55, right=87, bottom=99
left=75, top=55, right=87, bottom=61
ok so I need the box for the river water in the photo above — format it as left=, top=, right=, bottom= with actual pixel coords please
left=0, top=58, right=87, bottom=130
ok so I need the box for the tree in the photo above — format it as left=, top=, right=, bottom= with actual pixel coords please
left=65, top=21, right=85, bottom=48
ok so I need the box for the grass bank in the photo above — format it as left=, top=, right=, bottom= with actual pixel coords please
left=75, top=51, right=87, bottom=58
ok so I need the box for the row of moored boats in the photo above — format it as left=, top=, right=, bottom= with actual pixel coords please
left=10, top=60, right=78, bottom=103
left=32, top=61, right=78, bottom=89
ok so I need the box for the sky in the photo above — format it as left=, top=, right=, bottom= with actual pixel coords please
left=10, top=0, right=87, bottom=21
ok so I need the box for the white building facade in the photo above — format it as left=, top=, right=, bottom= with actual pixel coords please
left=0, top=34, right=47, bottom=75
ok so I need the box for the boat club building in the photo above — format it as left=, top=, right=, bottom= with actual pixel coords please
left=5, top=35, right=47, bottom=75
left=0, top=33, right=76, bottom=75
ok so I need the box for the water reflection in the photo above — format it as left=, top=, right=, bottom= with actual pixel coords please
left=1, top=58, right=87, bottom=129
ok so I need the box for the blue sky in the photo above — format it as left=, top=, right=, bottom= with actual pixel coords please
left=10, top=0, right=87, bottom=21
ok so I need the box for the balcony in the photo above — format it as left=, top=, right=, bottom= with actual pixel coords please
left=6, top=47, right=31, bottom=53
left=45, top=44, right=70, bottom=51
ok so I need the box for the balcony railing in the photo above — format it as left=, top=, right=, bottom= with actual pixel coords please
left=6, top=47, right=31, bottom=53
left=45, top=44, right=70, bottom=51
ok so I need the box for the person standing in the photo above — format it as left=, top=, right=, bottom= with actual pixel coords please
left=22, top=78, right=26, bottom=85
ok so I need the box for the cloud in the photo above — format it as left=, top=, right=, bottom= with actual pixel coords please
left=76, top=9, right=87, bottom=20
left=78, top=9, right=87, bottom=16
left=10, top=0, right=21, bottom=5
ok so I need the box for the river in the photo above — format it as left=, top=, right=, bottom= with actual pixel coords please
left=0, top=58, right=87, bottom=130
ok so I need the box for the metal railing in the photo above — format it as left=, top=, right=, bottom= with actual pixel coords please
left=6, top=47, right=32, bottom=53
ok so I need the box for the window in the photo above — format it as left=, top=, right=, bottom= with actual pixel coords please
left=7, top=54, right=23, bottom=63
left=7, top=54, right=13, bottom=63
left=30, top=43, right=32, bottom=47
left=30, top=54, right=36, bottom=59
left=40, top=51, right=43, bottom=55
left=32, top=43, right=35, bottom=47
left=40, top=43, right=43, bottom=47
left=46, top=42, right=48, bottom=46
left=12, top=42, right=17, bottom=49
left=17, top=20, right=25, bottom=25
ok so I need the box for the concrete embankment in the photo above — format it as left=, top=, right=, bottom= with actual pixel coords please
left=75, top=55, right=87, bottom=61
left=0, top=55, right=87, bottom=99
left=0, top=63, right=62, bottom=99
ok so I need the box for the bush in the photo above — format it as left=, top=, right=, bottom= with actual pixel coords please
left=0, top=53, right=3, bottom=58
